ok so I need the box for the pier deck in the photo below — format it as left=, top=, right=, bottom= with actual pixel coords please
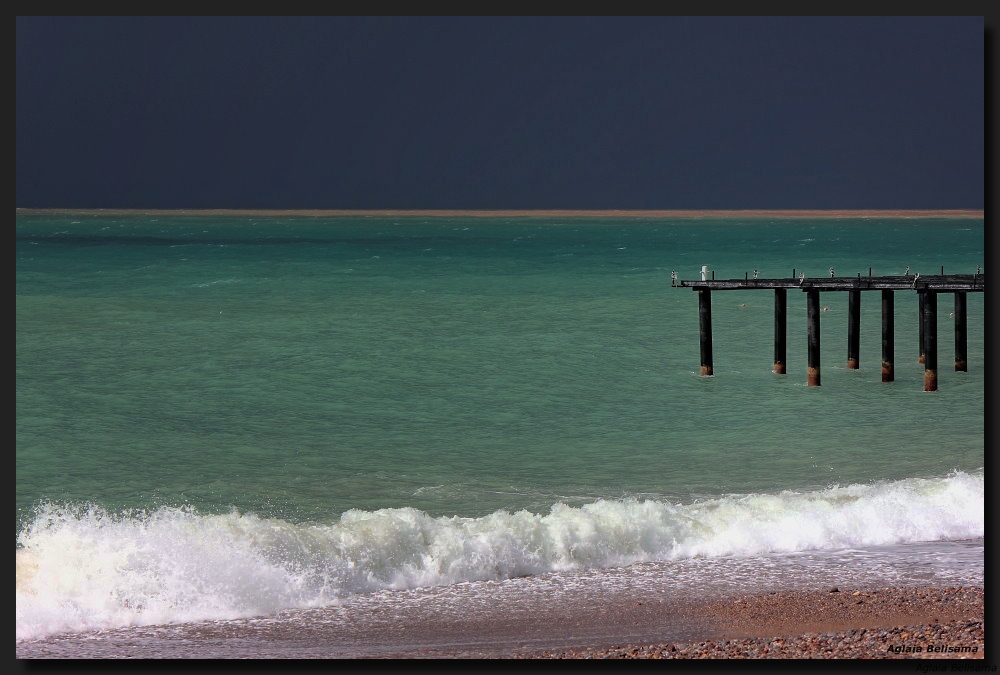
left=676, top=273, right=984, bottom=292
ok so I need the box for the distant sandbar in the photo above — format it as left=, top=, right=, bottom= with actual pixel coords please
left=15, top=208, right=984, bottom=219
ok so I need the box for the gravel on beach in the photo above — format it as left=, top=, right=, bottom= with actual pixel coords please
left=15, top=584, right=984, bottom=660
left=511, top=586, right=985, bottom=660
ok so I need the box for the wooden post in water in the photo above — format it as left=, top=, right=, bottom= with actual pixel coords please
left=773, top=288, right=787, bottom=374
left=806, top=289, right=821, bottom=386
left=918, top=291, right=926, bottom=364
left=881, top=290, right=894, bottom=382
left=920, top=290, right=938, bottom=391
left=698, top=288, right=713, bottom=376
left=954, top=291, right=968, bottom=372
left=847, top=289, right=861, bottom=369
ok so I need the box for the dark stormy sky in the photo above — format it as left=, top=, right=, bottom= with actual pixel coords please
left=15, top=16, right=985, bottom=210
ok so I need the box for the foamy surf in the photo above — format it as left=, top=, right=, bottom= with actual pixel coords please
left=15, top=469, right=983, bottom=641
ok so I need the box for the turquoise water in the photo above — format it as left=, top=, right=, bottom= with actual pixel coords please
left=15, top=212, right=984, bottom=646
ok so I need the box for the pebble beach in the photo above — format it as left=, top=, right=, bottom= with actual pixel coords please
left=510, top=586, right=985, bottom=660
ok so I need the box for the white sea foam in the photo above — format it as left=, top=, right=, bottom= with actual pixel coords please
left=15, top=469, right=983, bottom=641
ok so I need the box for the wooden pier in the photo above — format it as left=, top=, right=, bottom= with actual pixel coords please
left=674, top=268, right=984, bottom=390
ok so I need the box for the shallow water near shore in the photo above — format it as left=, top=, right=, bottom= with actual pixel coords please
left=16, top=212, right=984, bottom=653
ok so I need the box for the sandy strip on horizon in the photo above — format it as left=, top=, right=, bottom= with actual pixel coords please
left=15, top=208, right=985, bottom=219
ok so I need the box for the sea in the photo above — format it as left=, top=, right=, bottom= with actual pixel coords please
left=15, top=211, right=984, bottom=657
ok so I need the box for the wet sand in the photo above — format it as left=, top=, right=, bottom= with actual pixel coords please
left=15, top=585, right=984, bottom=659
left=395, top=586, right=986, bottom=660
left=510, top=586, right=985, bottom=660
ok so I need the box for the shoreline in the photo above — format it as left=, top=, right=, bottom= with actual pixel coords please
left=14, top=208, right=985, bottom=219
left=508, top=586, right=986, bottom=660
left=15, top=585, right=985, bottom=660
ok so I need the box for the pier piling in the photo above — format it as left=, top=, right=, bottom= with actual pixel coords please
left=847, top=290, right=861, bottom=369
left=954, top=292, right=968, bottom=372
left=920, top=290, right=938, bottom=392
left=881, top=290, right=894, bottom=382
left=807, top=290, right=821, bottom=386
left=773, top=288, right=787, bottom=374
left=698, top=288, right=713, bottom=376
left=918, top=291, right=927, bottom=364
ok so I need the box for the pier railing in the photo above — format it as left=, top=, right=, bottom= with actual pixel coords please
left=673, top=268, right=984, bottom=391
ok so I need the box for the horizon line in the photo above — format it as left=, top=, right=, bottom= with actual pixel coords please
left=14, top=208, right=985, bottom=219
